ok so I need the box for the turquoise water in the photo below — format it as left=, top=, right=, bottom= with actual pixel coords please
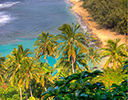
left=0, top=0, right=80, bottom=66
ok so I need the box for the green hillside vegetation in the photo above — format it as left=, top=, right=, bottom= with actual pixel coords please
left=0, top=23, right=128, bottom=100
left=81, top=0, right=127, bottom=34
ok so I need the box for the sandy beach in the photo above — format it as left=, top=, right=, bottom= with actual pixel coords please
left=69, top=0, right=127, bottom=47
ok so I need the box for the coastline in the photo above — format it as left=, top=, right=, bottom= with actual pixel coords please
left=69, top=0, right=127, bottom=47
left=67, top=0, right=89, bottom=33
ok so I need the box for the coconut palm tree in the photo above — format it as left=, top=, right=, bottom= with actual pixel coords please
left=54, top=23, right=89, bottom=73
left=19, top=58, right=41, bottom=98
left=5, top=45, right=33, bottom=100
left=39, top=63, right=54, bottom=89
left=38, top=63, right=54, bottom=100
left=0, top=54, right=5, bottom=83
left=85, top=47, right=101, bottom=70
left=54, top=47, right=89, bottom=75
left=101, top=38, right=127, bottom=69
left=54, top=47, right=89, bottom=80
left=34, top=31, right=57, bottom=63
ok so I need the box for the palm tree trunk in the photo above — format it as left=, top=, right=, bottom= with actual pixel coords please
left=29, top=83, right=33, bottom=97
left=25, top=83, right=28, bottom=100
left=45, top=56, right=48, bottom=63
left=20, top=87, right=22, bottom=100
left=44, top=78, right=51, bottom=100
left=44, top=86, right=51, bottom=100
left=72, top=59, right=74, bottom=73
left=44, top=86, right=47, bottom=91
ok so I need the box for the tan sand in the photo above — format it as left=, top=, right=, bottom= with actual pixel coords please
left=69, top=0, right=128, bottom=47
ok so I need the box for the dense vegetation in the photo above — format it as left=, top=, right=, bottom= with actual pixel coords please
left=81, top=0, right=127, bottom=34
left=0, top=23, right=128, bottom=100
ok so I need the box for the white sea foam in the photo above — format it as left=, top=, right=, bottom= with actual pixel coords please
left=0, top=1, right=20, bottom=9
left=0, top=12, right=15, bottom=27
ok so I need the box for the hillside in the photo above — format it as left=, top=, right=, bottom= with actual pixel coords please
left=81, top=0, right=127, bottom=34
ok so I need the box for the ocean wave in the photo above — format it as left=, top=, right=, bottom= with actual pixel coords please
left=0, top=12, right=15, bottom=27
left=0, top=1, right=20, bottom=9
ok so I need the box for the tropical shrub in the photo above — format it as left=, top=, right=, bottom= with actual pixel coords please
left=0, top=83, right=26, bottom=100
left=41, top=70, right=127, bottom=100
left=92, top=67, right=127, bottom=89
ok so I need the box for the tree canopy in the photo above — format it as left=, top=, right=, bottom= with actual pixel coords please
left=82, top=0, right=127, bottom=34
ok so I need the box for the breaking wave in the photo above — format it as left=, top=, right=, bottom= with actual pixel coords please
left=0, top=1, right=20, bottom=9
left=0, top=12, right=15, bottom=27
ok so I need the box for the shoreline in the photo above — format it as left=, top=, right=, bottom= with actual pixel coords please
left=67, top=0, right=89, bottom=34
left=69, top=0, right=127, bottom=47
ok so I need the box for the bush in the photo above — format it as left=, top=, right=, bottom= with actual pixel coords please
left=41, top=70, right=128, bottom=99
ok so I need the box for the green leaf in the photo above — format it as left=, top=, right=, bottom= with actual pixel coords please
left=41, top=91, right=50, bottom=97
left=100, top=94, right=106, bottom=99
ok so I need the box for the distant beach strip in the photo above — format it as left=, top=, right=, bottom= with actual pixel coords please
left=68, top=0, right=127, bottom=47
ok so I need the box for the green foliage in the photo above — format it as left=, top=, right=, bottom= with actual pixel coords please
left=85, top=47, right=101, bottom=69
left=5, top=45, right=37, bottom=99
left=30, top=80, right=45, bottom=99
left=5, top=45, right=33, bottom=87
left=82, top=0, right=127, bottom=34
left=54, top=47, right=89, bottom=77
left=34, top=31, right=57, bottom=62
left=0, top=55, right=5, bottom=65
left=0, top=83, right=26, bottom=100
left=0, top=55, right=6, bottom=83
left=37, top=63, right=55, bottom=93
left=122, top=58, right=128, bottom=72
left=55, top=23, right=88, bottom=73
left=41, top=70, right=127, bottom=100
left=92, top=67, right=127, bottom=89
left=0, top=23, right=128, bottom=100
left=27, top=97, right=36, bottom=100
left=101, top=38, right=127, bottom=69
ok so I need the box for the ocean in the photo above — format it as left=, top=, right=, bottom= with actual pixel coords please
left=0, top=0, right=101, bottom=69
left=0, top=0, right=82, bottom=66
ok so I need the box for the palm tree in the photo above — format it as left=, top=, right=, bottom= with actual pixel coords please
left=101, top=38, right=127, bottom=69
left=19, top=58, right=41, bottom=98
left=85, top=47, right=101, bottom=70
left=0, top=54, right=5, bottom=83
left=54, top=47, right=89, bottom=77
left=54, top=23, right=89, bottom=73
left=39, top=63, right=54, bottom=89
left=34, top=31, right=57, bottom=63
left=5, top=45, right=33, bottom=100
left=39, top=63, right=54, bottom=100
